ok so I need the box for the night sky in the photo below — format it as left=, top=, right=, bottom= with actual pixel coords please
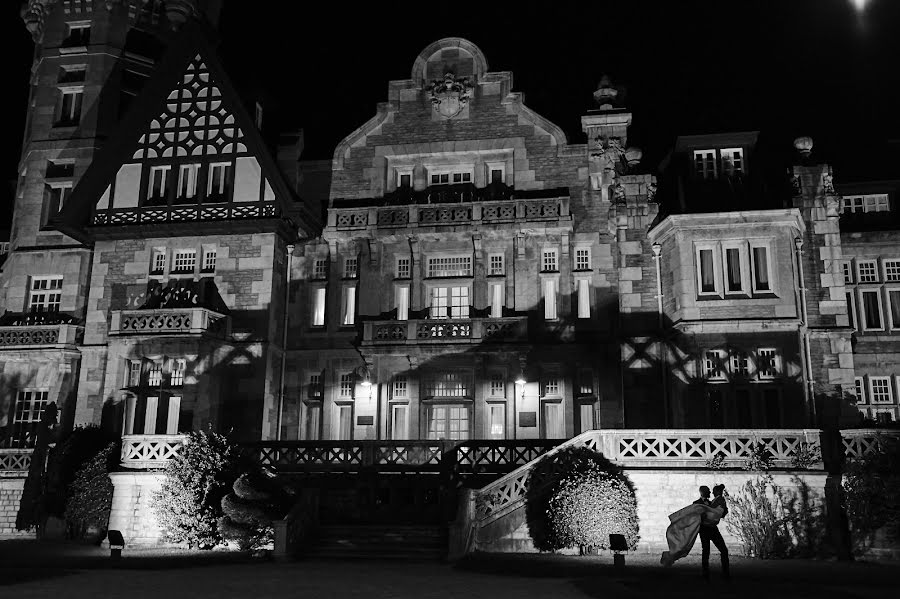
left=2, top=0, right=899, bottom=230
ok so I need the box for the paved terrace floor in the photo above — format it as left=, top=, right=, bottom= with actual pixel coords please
left=0, top=541, right=896, bottom=598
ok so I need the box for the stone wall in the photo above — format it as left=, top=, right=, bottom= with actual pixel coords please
left=473, top=469, right=828, bottom=555
left=0, top=478, right=32, bottom=539
left=107, top=471, right=166, bottom=546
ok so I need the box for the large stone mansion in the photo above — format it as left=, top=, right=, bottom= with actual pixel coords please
left=1, top=0, right=898, bottom=457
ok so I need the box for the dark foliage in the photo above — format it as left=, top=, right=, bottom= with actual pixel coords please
left=63, top=441, right=119, bottom=541
left=842, top=439, right=900, bottom=555
left=217, top=470, right=294, bottom=550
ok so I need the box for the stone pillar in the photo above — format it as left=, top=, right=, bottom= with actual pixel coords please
left=107, top=471, right=167, bottom=546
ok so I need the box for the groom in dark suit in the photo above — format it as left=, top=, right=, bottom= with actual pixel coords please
left=695, top=484, right=731, bottom=580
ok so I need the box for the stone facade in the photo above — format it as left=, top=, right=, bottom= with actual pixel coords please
left=0, top=478, right=30, bottom=538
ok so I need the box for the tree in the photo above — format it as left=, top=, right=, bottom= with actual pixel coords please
left=217, top=470, right=294, bottom=551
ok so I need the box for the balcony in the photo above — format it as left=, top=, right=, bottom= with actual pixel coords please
left=109, top=307, right=229, bottom=337
left=362, top=316, right=528, bottom=346
left=120, top=434, right=189, bottom=469
left=328, top=192, right=571, bottom=232
left=0, top=312, right=83, bottom=349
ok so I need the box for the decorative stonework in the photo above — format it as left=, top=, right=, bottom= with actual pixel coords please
left=428, top=72, right=474, bottom=119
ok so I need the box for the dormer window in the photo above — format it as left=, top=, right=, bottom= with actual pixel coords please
left=721, top=148, right=744, bottom=176
left=148, top=166, right=171, bottom=202
left=396, top=170, right=413, bottom=189
left=693, top=148, right=745, bottom=179
left=694, top=150, right=717, bottom=179
left=207, top=162, right=231, bottom=201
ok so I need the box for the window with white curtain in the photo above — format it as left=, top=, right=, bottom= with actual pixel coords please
left=395, top=285, right=409, bottom=321
left=543, top=402, right=564, bottom=438
left=391, top=404, right=409, bottom=440
left=543, top=278, right=558, bottom=320
left=487, top=403, right=505, bottom=439
left=341, top=286, right=356, bottom=325
left=577, top=278, right=591, bottom=319
left=336, top=404, right=352, bottom=440
left=489, top=282, right=504, bottom=318
left=311, top=287, right=326, bottom=326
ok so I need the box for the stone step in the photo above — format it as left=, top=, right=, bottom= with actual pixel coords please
left=306, top=525, right=447, bottom=560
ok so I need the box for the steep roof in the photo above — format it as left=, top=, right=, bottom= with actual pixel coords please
left=54, top=20, right=319, bottom=243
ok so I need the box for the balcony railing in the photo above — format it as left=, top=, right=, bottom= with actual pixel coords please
left=328, top=196, right=571, bottom=231
left=91, top=201, right=279, bottom=226
left=109, top=307, right=229, bottom=337
left=363, top=316, right=528, bottom=345
left=0, top=449, right=32, bottom=475
left=841, top=428, right=900, bottom=460
left=0, top=312, right=83, bottom=348
left=120, top=434, right=189, bottom=469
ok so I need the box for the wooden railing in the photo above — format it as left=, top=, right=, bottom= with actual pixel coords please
left=120, top=434, right=189, bottom=469
left=243, top=440, right=564, bottom=474
left=109, top=307, right=229, bottom=337
left=841, top=429, right=900, bottom=460
left=0, top=449, right=32, bottom=475
left=363, top=316, right=528, bottom=345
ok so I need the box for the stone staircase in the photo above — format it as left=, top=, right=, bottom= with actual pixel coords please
left=305, top=524, right=448, bottom=560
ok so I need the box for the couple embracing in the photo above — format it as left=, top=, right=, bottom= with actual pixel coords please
left=660, top=484, right=731, bottom=580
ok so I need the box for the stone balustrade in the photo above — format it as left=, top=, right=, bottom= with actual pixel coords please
left=109, top=307, right=229, bottom=336
left=472, top=429, right=825, bottom=526
left=363, top=316, right=527, bottom=345
left=841, top=428, right=900, bottom=460
left=120, top=434, right=189, bottom=469
left=0, top=449, right=32, bottom=475
left=328, top=196, right=571, bottom=231
left=0, top=323, right=83, bottom=348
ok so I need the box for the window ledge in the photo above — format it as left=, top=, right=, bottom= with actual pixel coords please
left=59, top=46, right=88, bottom=55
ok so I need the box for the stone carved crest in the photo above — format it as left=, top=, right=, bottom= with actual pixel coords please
left=428, top=72, right=474, bottom=119
left=822, top=173, right=835, bottom=195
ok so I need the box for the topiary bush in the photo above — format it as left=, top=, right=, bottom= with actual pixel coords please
left=64, top=441, right=119, bottom=541
left=527, top=446, right=639, bottom=552
left=217, top=470, right=294, bottom=551
left=151, top=428, right=244, bottom=549
left=45, top=425, right=118, bottom=524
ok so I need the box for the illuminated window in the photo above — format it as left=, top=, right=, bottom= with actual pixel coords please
left=429, top=286, right=469, bottom=319
left=487, top=403, right=505, bottom=439
left=430, top=169, right=472, bottom=185
left=311, top=287, right=326, bottom=327
left=489, top=282, right=504, bottom=318
left=341, top=286, right=356, bottom=326
left=578, top=369, right=594, bottom=396
left=426, top=404, right=470, bottom=440
left=576, top=279, right=591, bottom=319
left=730, top=351, right=750, bottom=377
left=391, top=404, right=409, bottom=440
left=841, top=194, right=889, bottom=214
left=394, top=285, right=409, bottom=321
left=423, top=372, right=470, bottom=398
left=29, top=276, right=63, bottom=313
left=125, top=360, right=142, bottom=387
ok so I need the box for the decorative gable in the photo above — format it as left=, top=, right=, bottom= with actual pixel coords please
left=55, top=24, right=318, bottom=241
left=92, top=53, right=276, bottom=226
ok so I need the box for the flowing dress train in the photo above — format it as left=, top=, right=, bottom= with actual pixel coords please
left=660, top=503, right=724, bottom=567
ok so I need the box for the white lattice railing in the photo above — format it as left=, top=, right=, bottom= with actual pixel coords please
left=120, top=434, right=189, bottom=469
left=841, top=429, right=900, bottom=460
left=0, top=448, right=32, bottom=475
left=472, top=429, right=823, bottom=528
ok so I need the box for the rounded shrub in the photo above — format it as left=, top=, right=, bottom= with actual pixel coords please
left=151, top=428, right=243, bottom=549
left=64, top=441, right=119, bottom=541
left=527, top=446, right=639, bottom=552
